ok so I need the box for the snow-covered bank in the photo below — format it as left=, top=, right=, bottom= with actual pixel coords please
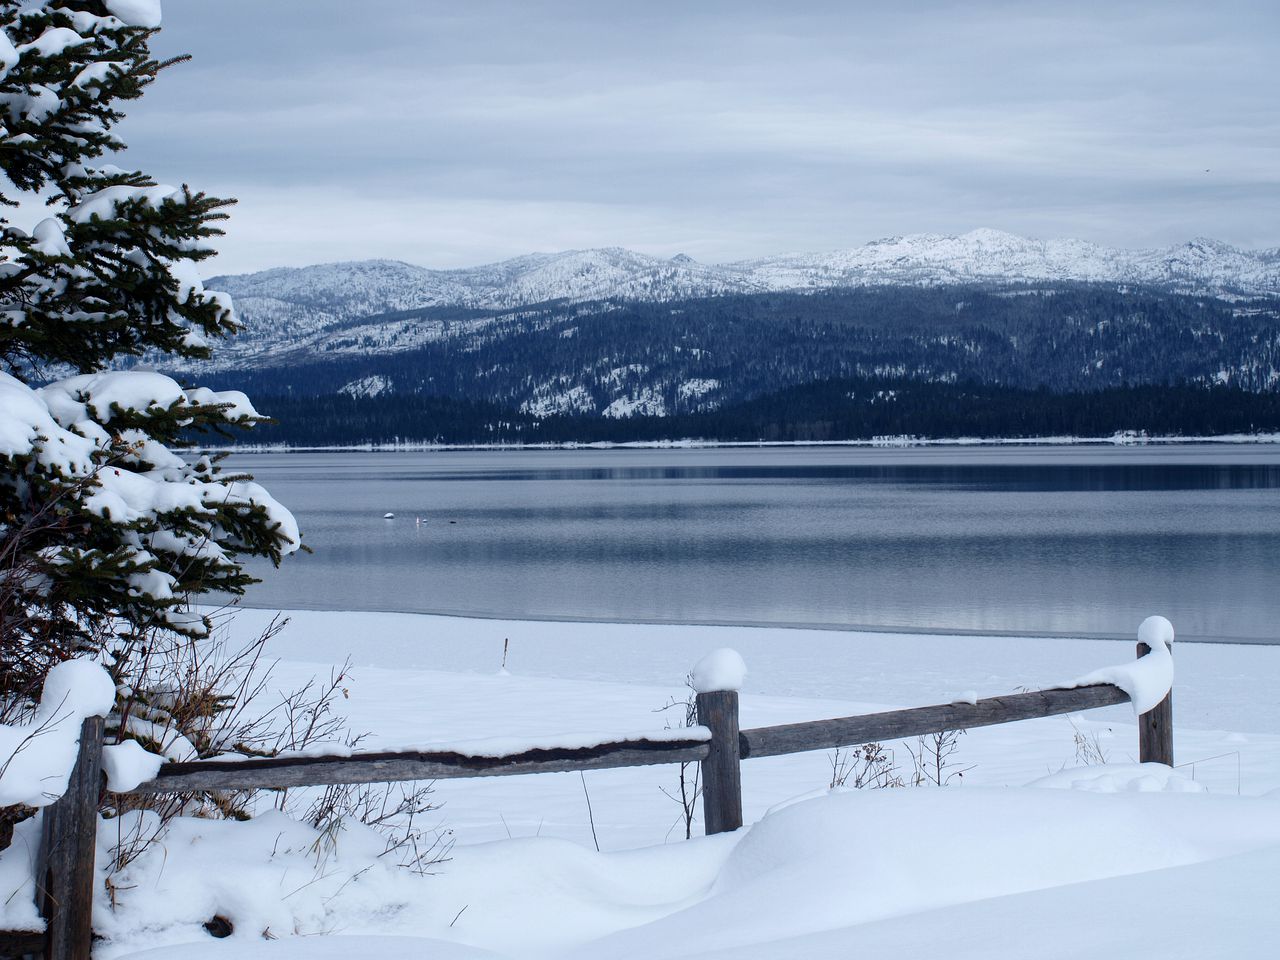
left=199, top=432, right=1280, bottom=454
left=19, top=607, right=1280, bottom=959
left=97, top=782, right=1280, bottom=960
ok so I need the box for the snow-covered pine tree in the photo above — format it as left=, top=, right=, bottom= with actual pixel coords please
left=0, top=0, right=298, bottom=699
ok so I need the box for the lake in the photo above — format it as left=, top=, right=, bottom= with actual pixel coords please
left=230, top=445, right=1280, bottom=644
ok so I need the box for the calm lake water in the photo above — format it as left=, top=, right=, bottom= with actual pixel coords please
left=230, top=445, right=1280, bottom=644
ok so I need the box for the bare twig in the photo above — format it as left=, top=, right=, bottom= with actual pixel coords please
left=580, top=772, right=600, bottom=852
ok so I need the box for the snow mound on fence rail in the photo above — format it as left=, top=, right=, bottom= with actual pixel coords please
left=0, top=659, right=115, bottom=807
left=102, top=740, right=165, bottom=793
left=1060, top=614, right=1174, bottom=714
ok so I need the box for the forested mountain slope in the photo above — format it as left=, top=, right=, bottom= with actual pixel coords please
left=194, top=286, right=1280, bottom=418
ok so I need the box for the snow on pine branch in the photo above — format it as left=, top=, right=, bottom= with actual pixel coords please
left=37, top=370, right=260, bottom=426
left=12, top=185, right=237, bottom=335
left=103, top=1, right=163, bottom=29
left=1, top=369, right=299, bottom=628
left=0, top=2, right=161, bottom=112
left=0, top=0, right=298, bottom=660
left=1, top=3, right=232, bottom=365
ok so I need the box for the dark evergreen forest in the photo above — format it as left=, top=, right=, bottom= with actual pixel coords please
left=195, top=285, right=1280, bottom=406
left=224, top=379, right=1280, bottom=447
left=177, top=283, right=1280, bottom=445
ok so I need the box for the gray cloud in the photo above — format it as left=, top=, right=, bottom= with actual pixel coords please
left=118, top=0, right=1280, bottom=273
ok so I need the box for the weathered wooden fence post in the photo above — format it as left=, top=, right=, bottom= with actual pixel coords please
left=1137, top=635, right=1174, bottom=765
left=38, top=716, right=104, bottom=960
left=696, top=689, right=743, bottom=835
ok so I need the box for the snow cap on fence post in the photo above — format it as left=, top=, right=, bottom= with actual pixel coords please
left=1138, top=614, right=1174, bottom=652
left=102, top=739, right=165, bottom=793
left=1136, top=615, right=1175, bottom=767
left=692, top=648, right=747, bottom=694
left=1128, top=614, right=1175, bottom=714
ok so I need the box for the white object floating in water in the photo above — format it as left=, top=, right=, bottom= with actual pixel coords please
left=383, top=512, right=395, bottom=519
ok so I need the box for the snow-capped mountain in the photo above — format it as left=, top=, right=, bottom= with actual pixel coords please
left=725, top=231, right=1280, bottom=295
left=210, top=248, right=764, bottom=334
left=188, top=230, right=1280, bottom=414
left=200, top=231, right=1280, bottom=370
left=212, top=230, right=1280, bottom=321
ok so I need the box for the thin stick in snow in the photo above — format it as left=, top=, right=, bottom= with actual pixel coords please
left=580, top=771, right=600, bottom=852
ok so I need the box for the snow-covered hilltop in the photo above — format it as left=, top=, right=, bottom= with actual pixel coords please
left=210, top=248, right=762, bottom=329
left=726, top=230, right=1280, bottom=296
left=212, top=230, right=1280, bottom=325
left=190, top=230, right=1280, bottom=414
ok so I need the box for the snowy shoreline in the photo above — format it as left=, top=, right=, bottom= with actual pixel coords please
left=229, top=599, right=1280, bottom=647
left=225, top=606, right=1280, bottom=735
left=197, top=432, right=1280, bottom=454
left=9, top=606, right=1280, bottom=958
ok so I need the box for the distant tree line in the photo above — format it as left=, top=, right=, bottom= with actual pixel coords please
left=223, top=379, right=1280, bottom=447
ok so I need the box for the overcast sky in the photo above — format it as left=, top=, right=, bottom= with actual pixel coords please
left=121, top=1, right=1279, bottom=274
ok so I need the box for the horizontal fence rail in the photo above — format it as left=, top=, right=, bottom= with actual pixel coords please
left=134, top=736, right=712, bottom=793
left=740, top=683, right=1131, bottom=760
left=0, top=930, right=48, bottom=956
left=130, top=683, right=1134, bottom=795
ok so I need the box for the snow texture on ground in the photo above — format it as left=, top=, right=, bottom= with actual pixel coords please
left=42, top=608, right=1280, bottom=959
left=98, top=787, right=1280, bottom=959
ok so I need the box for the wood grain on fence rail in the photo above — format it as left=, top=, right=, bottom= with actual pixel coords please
left=739, top=683, right=1130, bottom=760
left=131, top=736, right=711, bottom=793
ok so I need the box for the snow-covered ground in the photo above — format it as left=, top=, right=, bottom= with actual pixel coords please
left=75, top=609, right=1280, bottom=958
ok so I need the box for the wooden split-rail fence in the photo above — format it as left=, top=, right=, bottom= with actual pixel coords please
left=7, top=637, right=1173, bottom=960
